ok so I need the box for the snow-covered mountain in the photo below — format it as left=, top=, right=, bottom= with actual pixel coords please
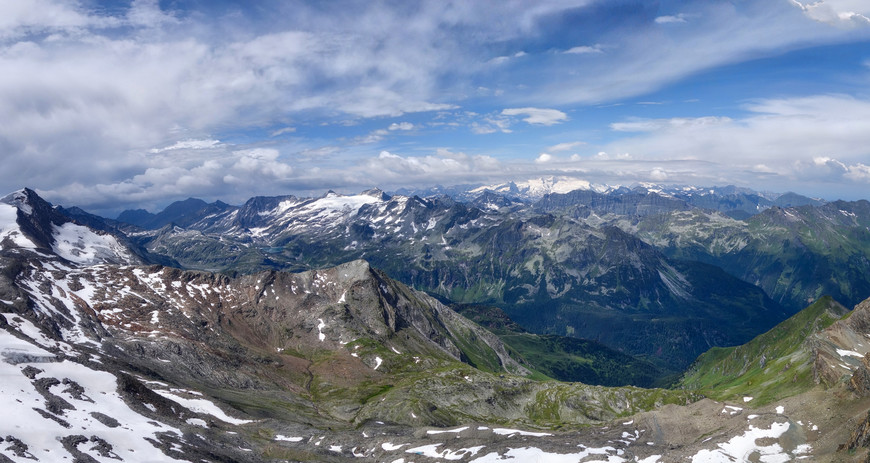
left=1, top=188, right=139, bottom=266
left=468, top=176, right=615, bottom=201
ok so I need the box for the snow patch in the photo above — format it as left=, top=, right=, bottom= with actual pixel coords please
left=690, top=422, right=791, bottom=463
left=405, top=443, right=484, bottom=460
left=427, top=426, right=469, bottom=435
left=837, top=348, right=863, bottom=358
left=52, top=222, right=133, bottom=265
left=492, top=428, right=553, bottom=437
left=154, top=390, right=254, bottom=425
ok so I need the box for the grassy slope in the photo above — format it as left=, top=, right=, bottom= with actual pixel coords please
left=678, top=295, right=849, bottom=405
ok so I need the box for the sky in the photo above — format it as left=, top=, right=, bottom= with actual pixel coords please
left=1, top=0, right=870, bottom=216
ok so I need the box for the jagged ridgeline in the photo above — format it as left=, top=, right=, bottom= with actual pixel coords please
left=0, top=188, right=700, bottom=461
left=17, top=182, right=870, bottom=374
left=5, top=185, right=870, bottom=461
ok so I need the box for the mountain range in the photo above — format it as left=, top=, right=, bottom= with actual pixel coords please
left=2, top=181, right=870, bottom=461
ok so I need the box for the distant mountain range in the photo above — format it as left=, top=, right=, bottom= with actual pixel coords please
left=83, top=179, right=856, bottom=371
left=3, top=182, right=870, bottom=461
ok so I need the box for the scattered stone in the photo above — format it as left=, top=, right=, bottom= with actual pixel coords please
left=60, top=435, right=99, bottom=463
left=89, top=412, right=120, bottom=428
left=62, top=378, right=93, bottom=402
left=3, top=435, right=34, bottom=459
left=31, top=407, right=70, bottom=428
left=88, top=436, right=120, bottom=459
left=20, top=365, right=41, bottom=379
left=33, top=377, right=75, bottom=415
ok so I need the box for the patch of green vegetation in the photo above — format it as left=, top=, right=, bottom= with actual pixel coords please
left=679, top=296, right=849, bottom=405
left=453, top=303, right=667, bottom=387
left=450, top=325, right=504, bottom=373
left=500, top=333, right=663, bottom=388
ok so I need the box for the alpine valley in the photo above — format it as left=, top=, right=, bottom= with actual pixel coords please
left=3, top=178, right=870, bottom=462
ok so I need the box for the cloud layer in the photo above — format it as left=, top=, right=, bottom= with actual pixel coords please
left=0, top=0, right=868, bottom=213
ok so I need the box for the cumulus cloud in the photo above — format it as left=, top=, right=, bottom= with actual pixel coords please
left=40, top=145, right=299, bottom=213
left=604, top=94, right=870, bottom=193
left=535, top=153, right=553, bottom=163
left=362, top=149, right=501, bottom=182
left=790, top=0, right=870, bottom=27
left=4, top=0, right=870, bottom=210
left=501, top=107, right=568, bottom=126
left=649, top=167, right=669, bottom=181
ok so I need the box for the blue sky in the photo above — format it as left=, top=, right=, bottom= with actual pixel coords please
left=1, top=0, right=870, bottom=215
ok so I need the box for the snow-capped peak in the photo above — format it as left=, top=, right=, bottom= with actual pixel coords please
left=0, top=188, right=35, bottom=215
left=470, top=176, right=612, bottom=200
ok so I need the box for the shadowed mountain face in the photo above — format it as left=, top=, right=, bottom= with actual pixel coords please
left=621, top=200, right=870, bottom=312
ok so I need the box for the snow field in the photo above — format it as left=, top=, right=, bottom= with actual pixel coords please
left=0, top=329, right=186, bottom=462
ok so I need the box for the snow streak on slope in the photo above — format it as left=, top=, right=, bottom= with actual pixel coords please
left=0, top=203, right=35, bottom=250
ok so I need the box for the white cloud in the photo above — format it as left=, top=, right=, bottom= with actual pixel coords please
left=126, top=0, right=179, bottom=28
left=271, top=127, right=296, bottom=137
left=649, top=167, right=669, bottom=181
left=790, top=0, right=870, bottom=27
left=355, top=122, right=415, bottom=144
left=501, top=107, right=568, bottom=126
left=536, top=153, right=553, bottom=163
left=610, top=117, right=731, bottom=132
left=604, top=94, right=870, bottom=191
left=230, top=148, right=293, bottom=178
left=0, top=0, right=116, bottom=39
left=563, top=44, right=603, bottom=54
left=489, top=51, right=528, bottom=64
left=655, top=14, right=688, bottom=24
left=548, top=141, right=586, bottom=152
left=845, top=163, right=870, bottom=181
left=471, top=116, right=513, bottom=134
left=388, top=122, right=415, bottom=131
left=531, top=2, right=870, bottom=106
left=4, top=0, right=870, bottom=210
left=149, top=139, right=222, bottom=153
left=363, top=149, right=501, bottom=181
